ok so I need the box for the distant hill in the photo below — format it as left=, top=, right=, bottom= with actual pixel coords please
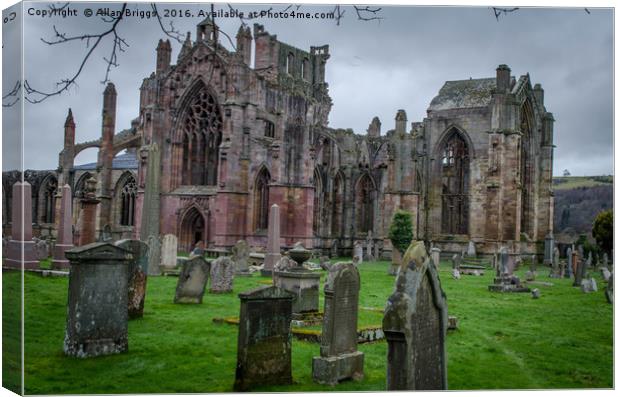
left=553, top=176, right=613, bottom=238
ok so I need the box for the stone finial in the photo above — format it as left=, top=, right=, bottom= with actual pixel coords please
left=395, top=109, right=407, bottom=135
left=65, top=108, right=75, bottom=127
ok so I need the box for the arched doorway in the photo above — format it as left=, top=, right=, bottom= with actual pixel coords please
left=179, top=207, right=207, bottom=252
left=440, top=129, right=469, bottom=235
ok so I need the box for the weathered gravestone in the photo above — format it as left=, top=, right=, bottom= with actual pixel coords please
left=160, top=234, right=178, bottom=270
left=572, top=251, right=583, bottom=287
left=581, top=278, right=598, bottom=293
left=115, top=239, right=149, bottom=319
left=489, top=247, right=529, bottom=292
left=234, top=286, right=294, bottom=391
left=531, top=288, right=541, bottom=299
left=330, top=239, right=339, bottom=258
left=365, top=232, right=374, bottom=261
left=529, top=254, right=538, bottom=273
left=174, top=257, right=210, bottom=303
left=383, top=241, right=448, bottom=390
left=312, top=262, right=364, bottom=385
left=231, top=240, right=250, bottom=275
left=466, top=240, right=476, bottom=257
left=451, top=254, right=461, bottom=279
left=210, top=256, right=234, bottom=293
left=353, top=241, right=364, bottom=264
left=33, top=238, right=49, bottom=261
left=549, top=246, right=561, bottom=278
left=566, top=248, right=573, bottom=279
left=52, top=184, right=74, bottom=269
left=601, top=267, right=611, bottom=282
left=543, top=233, right=554, bottom=266
left=431, top=248, right=441, bottom=268
left=63, top=242, right=132, bottom=358
left=4, top=181, right=38, bottom=269
left=262, top=204, right=281, bottom=276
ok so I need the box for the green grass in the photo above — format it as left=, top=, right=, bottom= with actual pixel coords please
left=6, top=258, right=613, bottom=393
left=553, top=176, right=613, bottom=190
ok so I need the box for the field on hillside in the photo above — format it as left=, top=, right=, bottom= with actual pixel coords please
left=2, top=259, right=614, bottom=394
left=552, top=175, right=613, bottom=191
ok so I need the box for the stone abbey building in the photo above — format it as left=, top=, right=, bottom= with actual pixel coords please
left=2, top=19, right=555, bottom=257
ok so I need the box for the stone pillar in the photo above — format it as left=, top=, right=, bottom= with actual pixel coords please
left=63, top=242, right=132, bottom=358
left=139, top=143, right=161, bottom=276
left=234, top=285, right=294, bottom=391
left=262, top=204, right=281, bottom=276
left=4, top=181, right=38, bottom=269
left=52, top=184, right=74, bottom=269
left=312, top=262, right=364, bottom=385
left=95, top=83, right=117, bottom=235
left=77, top=177, right=100, bottom=246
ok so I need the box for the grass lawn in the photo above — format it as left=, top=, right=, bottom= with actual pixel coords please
left=3, top=258, right=613, bottom=393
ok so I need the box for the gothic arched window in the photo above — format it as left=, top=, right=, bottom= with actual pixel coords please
left=180, top=87, right=223, bottom=186
left=286, top=52, right=295, bottom=75
left=254, top=168, right=271, bottom=230
left=331, top=173, right=344, bottom=236
left=520, top=99, right=534, bottom=235
left=313, top=169, right=323, bottom=235
left=440, top=130, right=469, bottom=234
left=355, top=174, right=375, bottom=234
left=119, top=175, right=137, bottom=226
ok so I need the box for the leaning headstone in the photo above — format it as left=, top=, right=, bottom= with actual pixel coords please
left=146, top=234, right=161, bottom=276
left=431, top=248, right=441, bottom=268
left=52, top=184, right=74, bottom=269
left=383, top=241, right=448, bottom=390
left=63, top=242, right=132, bottom=357
left=4, top=181, right=38, bottom=269
left=580, top=278, right=598, bottom=293
left=233, top=286, right=294, bottom=391
left=174, top=257, right=210, bottom=303
left=262, top=204, right=281, bottom=276
left=605, top=273, right=613, bottom=304
left=115, top=239, right=149, bottom=319
left=231, top=240, right=250, bottom=275
left=466, top=240, right=476, bottom=257
left=312, top=262, right=364, bottom=385
left=160, top=234, right=178, bottom=270
left=210, top=256, right=234, bottom=293
left=353, top=241, right=364, bottom=264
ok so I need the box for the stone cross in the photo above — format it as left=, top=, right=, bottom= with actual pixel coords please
left=174, top=257, right=210, bottom=303
left=4, top=182, right=38, bottom=269
left=115, top=239, right=149, bottom=319
left=234, top=286, right=294, bottom=391
left=160, top=234, right=178, bottom=270
left=262, top=204, right=281, bottom=276
left=52, top=184, right=74, bottom=269
left=383, top=241, right=448, bottom=390
left=210, top=256, right=234, bottom=293
left=63, top=242, right=132, bottom=357
left=312, top=262, right=364, bottom=385
left=231, top=240, right=250, bottom=274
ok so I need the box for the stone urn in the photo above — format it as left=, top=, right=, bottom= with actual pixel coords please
left=288, top=242, right=312, bottom=267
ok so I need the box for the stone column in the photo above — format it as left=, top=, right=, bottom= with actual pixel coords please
left=4, top=181, right=38, bottom=269
left=77, top=177, right=100, bottom=246
left=63, top=242, right=132, bottom=358
left=262, top=204, right=281, bottom=276
left=52, top=184, right=74, bottom=269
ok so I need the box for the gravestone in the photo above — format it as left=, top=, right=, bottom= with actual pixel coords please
left=581, top=278, right=598, bottom=293
left=145, top=234, right=161, bottom=276
left=312, top=262, right=364, bottom=385
left=77, top=177, right=100, bottom=246
left=549, top=247, right=561, bottom=278
left=566, top=248, right=573, bottom=279
left=543, top=233, right=554, bottom=266
left=174, top=257, right=210, bottom=303
left=573, top=251, right=583, bottom=287
left=383, top=241, right=448, bottom=390
left=330, top=239, right=339, bottom=258
left=605, top=272, right=613, bottom=304
left=115, top=239, right=150, bottom=319
left=529, top=254, right=537, bottom=273
left=431, top=248, right=441, bottom=268
left=489, top=247, right=529, bottom=293
left=466, top=240, right=476, bottom=257
left=160, top=234, right=178, bottom=270
left=33, top=238, right=49, bottom=260
left=52, top=184, right=74, bottom=269
left=353, top=241, right=363, bottom=264
left=603, top=252, right=609, bottom=269
left=365, top=232, right=374, bottom=261
left=4, top=182, right=39, bottom=269
left=231, top=240, right=250, bottom=275
left=99, top=224, right=113, bottom=242
left=601, top=267, right=611, bottom=282
left=210, top=256, right=234, bottom=293
left=452, top=253, right=461, bottom=271
left=531, top=289, right=541, bottom=299
left=262, top=204, right=281, bottom=276
left=234, top=286, right=294, bottom=391
left=63, top=243, right=132, bottom=357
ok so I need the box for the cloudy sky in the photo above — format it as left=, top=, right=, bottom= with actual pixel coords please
left=2, top=2, right=614, bottom=176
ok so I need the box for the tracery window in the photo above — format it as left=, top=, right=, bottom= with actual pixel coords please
left=180, top=88, right=223, bottom=186
left=440, top=130, right=469, bottom=234
left=119, top=176, right=137, bottom=226
left=254, top=168, right=270, bottom=230
left=355, top=174, right=375, bottom=234
left=41, top=176, right=57, bottom=224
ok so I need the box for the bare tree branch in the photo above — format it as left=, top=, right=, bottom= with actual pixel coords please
left=491, top=7, right=520, bottom=21
left=353, top=6, right=383, bottom=22
left=25, top=3, right=128, bottom=104
left=151, top=3, right=184, bottom=44
left=2, top=80, right=21, bottom=107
